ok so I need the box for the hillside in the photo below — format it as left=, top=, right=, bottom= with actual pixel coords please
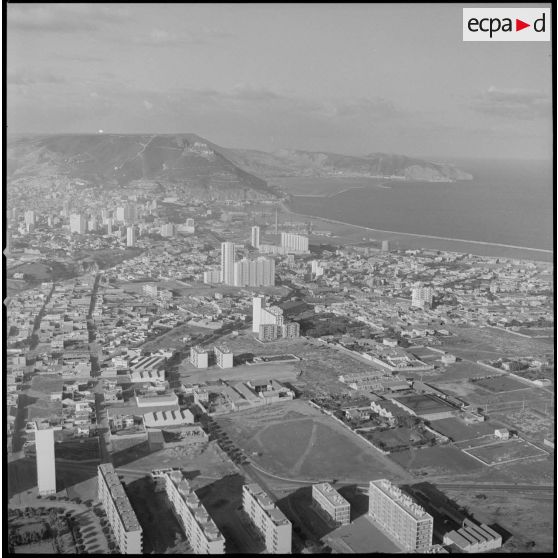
left=225, top=148, right=473, bottom=182
left=7, top=134, right=276, bottom=200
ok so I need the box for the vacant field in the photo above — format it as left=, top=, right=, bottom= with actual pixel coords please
left=473, top=375, right=531, bottom=393
left=179, top=361, right=299, bottom=384
left=12, top=540, right=57, bottom=554
left=442, top=488, right=554, bottom=553
left=113, top=440, right=237, bottom=481
left=390, top=446, right=484, bottom=478
left=216, top=400, right=412, bottom=484
left=428, top=360, right=498, bottom=382
left=441, top=327, right=552, bottom=362
left=429, top=417, right=495, bottom=442
left=491, top=408, right=554, bottom=441
left=55, top=438, right=100, bottom=461
left=464, top=439, right=548, bottom=466
left=393, top=393, right=455, bottom=415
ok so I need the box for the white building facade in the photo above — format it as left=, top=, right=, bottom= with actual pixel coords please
left=242, top=483, right=292, bottom=554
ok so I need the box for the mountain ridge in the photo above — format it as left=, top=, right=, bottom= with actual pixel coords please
left=7, top=134, right=473, bottom=199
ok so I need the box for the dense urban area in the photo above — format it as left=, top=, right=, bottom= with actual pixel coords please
left=6, top=163, right=554, bottom=555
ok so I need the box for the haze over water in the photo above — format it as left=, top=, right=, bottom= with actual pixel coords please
left=287, top=159, right=553, bottom=252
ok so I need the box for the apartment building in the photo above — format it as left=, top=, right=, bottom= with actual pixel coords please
left=242, top=483, right=292, bottom=554
left=280, top=232, right=309, bottom=253
left=214, top=345, right=233, bottom=369
left=163, top=470, right=225, bottom=554
left=312, top=483, right=350, bottom=525
left=190, top=346, right=209, bottom=369
left=97, top=463, right=143, bottom=554
left=35, top=428, right=56, bottom=496
left=368, top=479, right=433, bottom=552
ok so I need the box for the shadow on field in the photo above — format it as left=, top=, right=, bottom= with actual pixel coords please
left=488, top=523, right=513, bottom=544
left=276, top=486, right=337, bottom=545
left=402, top=481, right=507, bottom=544
left=124, top=476, right=186, bottom=553
left=111, top=440, right=154, bottom=468
left=196, top=473, right=266, bottom=554
left=233, top=352, right=254, bottom=366
left=338, top=484, right=369, bottom=522
left=7, top=457, right=37, bottom=498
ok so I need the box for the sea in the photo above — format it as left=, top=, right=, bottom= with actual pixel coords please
left=281, top=159, right=553, bottom=252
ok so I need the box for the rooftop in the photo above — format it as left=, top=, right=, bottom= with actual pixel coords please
left=371, top=479, right=432, bottom=521
left=244, top=483, right=291, bottom=526
left=98, top=463, right=142, bottom=533
left=166, top=470, right=225, bottom=542
left=313, top=482, right=350, bottom=508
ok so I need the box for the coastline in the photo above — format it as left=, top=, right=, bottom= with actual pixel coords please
left=281, top=203, right=553, bottom=262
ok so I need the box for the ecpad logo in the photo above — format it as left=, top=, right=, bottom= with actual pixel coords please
left=463, top=8, right=550, bottom=41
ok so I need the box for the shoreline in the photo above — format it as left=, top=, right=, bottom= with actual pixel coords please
left=281, top=203, right=553, bottom=261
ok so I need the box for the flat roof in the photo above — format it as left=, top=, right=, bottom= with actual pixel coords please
left=98, top=463, right=141, bottom=533
left=243, top=483, right=290, bottom=526
left=371, top=479, right=432, bottom=521
left=313, top=483, right=350, bottom=508
left=166, top=471, right=225, bottom=542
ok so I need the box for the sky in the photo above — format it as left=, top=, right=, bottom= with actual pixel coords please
left=7, top=3, right=553, bottom=159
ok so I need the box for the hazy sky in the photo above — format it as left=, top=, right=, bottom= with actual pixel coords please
left=7, top=3, right=553, bottom=159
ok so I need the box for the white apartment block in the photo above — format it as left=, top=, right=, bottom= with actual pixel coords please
left=35, top=428, right=56, bottom=496
left=220, top=242, right=235, bottom=285
left=214, top=345, right=233, bottom=368
left=143, top=284, right=158, bottom=297
left=233, top=256, right=275, bottom=287
left=190, top=346, right=209, bottom=369
left=280, top=232, right=309, bottom=253
left=411, top=283, right=434, bottom=309
left=69, top=213, right=87, bottom=234
left=126, top=226, right=137, bottom=247
left=252, top=296, right=264, bottom=333
left=98, top=463, right=143, bottom=554
left=258, top=324, right=280, bottom=342
left=281, top=322, right=300, bottom=339
left=368, top=479, right=433, bottom=552
left=163, top=470, right=225, bottom=554
left=242, top=483, right=292, bottom=554
left=312, top=483, right=350, bottom=525
left=251, top=225, right=260, bottom=248
left=161, top=223, right=175, bottom=237
left=261, top=306, right=284, bottom=327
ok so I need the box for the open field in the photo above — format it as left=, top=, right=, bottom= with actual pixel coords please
left=427, top=360, right=501, bottom=383
left=441, top=327, right=553, bottom=362
left=464, top=439, right=549, bottom=466
left=12, top=540, right=57, bottom=554
left=429, top=417, right=496, bottom=442
left=179, top=360, right=299, bottom=384
left=114, top=440, right=238, bottom=481
left=473, top=375, right=531, bottom=393
left=441, top=488, right=554, bottom=553
left=389, top=446, right=484, bottom=477
left=216, top=400, right=412, bottom=484
left=55, top=438, right=101, bottom=461
left=491, top=407, right=554, bottom=442
left=433, top=378, right=550, bottom=411
left=392, top=393, right=455, bottom=415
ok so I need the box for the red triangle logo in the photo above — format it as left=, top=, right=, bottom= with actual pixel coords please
left=516, top=19, right=530, bottom=31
